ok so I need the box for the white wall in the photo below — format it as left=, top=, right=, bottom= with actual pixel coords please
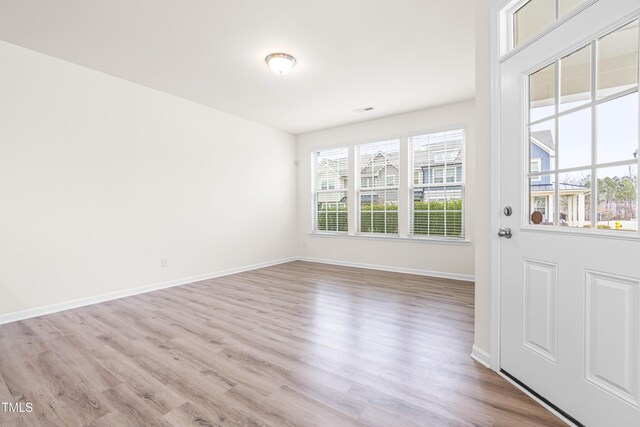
left=296, top=100, right=476, bottom=280
left=0, top=41, right=297, bottom=317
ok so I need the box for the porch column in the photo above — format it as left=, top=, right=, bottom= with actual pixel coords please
left=578, top=193, right=585, bottom=227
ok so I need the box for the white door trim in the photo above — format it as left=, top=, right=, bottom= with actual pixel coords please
left=490, top=0, right=505, bottom=372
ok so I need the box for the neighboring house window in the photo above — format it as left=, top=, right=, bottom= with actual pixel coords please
left=433, top=168, right=444, bottom=184
left=321, top=178, right=336, bottom=190
left=357, top=139, right=400, bottom=234
left=534, top=196, right=547, bottom=218
left=445, top=166, right=456, bottom=183
left=530, top=158, right=542, bottom=182
left=432, top=150, right=459, bottom=164
left=410, top=129, right=465, bottom=238
left=312, top=147, right=348, bottom=233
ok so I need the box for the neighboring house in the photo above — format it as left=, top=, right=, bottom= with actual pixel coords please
left=413, top=137, right=464, bottom=202
left=529, top=130, right=590, bottom=226
left=530, top=130, right=555, bottom=185
left=359, top=151, right=400, bottom=189
left=316, top=158, right=348, bottom=205
left=337, top=151, right=400, bottom=205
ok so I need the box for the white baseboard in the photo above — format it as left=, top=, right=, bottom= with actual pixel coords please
left=0, top=257, right=297, bottom=325
left=498, top=372, right=577, bottom=427
left=0, top=255, right=473, bottom=325
left=297, top=256, right=475, bottom=282
left=470, top=344, right=492, bottom=368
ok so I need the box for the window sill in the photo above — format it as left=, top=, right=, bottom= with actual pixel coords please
left=308, top=232, right=472, bottom=245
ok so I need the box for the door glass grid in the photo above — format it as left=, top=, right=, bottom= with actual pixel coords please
left=527, top=19, right=639, bottom=233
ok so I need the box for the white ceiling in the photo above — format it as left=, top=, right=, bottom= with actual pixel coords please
left=0, top=0, right=476, bottom=135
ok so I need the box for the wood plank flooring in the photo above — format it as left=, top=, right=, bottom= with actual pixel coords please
left=0, top=261, right=565, bottom=426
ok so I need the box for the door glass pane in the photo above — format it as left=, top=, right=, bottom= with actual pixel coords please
left=560, top=45, right=591, bottom=112
left=559, top=170, right=591, bottom=228
left=558, top=108, right=591, bottom=169
left=529, top=174, right=556, bottom=225
left=597, top=20, right=639, bottom=99
left=515, top=0, right=555, bottom=48
left=530, top=119, right=556, bottom=172
left=558, top=0, right=585, bottom=17
left=530, top=62, right=556, bottom=122
left=596, top=165, right=638, bottom=231
left=597, top=92, right=639, bottom=164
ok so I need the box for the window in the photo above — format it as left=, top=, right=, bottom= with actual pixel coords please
left=313, top=147, right=348, bottom=233
left=527, top=20, right=639, bottom=232
left=321, top=178, right=336, bottom=190
left=310, top=130, right=468, bottom=241
left=357, top=139, right=400, bottom=234
left=534, top=196, right=547, bottom=218
left=502, top=0, right=589, bottom=54
left=410, top=129, right=465, bottom=238
left=531, top=158, right=542, bottom=182
left=432, top=150, right=459, bottom=164
left=433, top=168, right=444, bottom=184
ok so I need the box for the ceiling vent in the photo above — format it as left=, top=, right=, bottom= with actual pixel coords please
left=353, top=107, right=374, bottom=113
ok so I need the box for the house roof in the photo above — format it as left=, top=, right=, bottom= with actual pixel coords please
left=360, top=151, right=399, bottom=176
left=413, top=138, right=464, bottom=168
left=530, top=130, right=555, bottom=153
left=317, top=158, right=348, bottom=177
left=531, top=182, right=590, bottom=193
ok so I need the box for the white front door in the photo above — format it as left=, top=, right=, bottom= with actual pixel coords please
left=499, top=1, right=640, bottom=425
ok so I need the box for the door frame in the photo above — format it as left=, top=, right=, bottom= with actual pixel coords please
left=490, top=0, right=640, bottom=373
left=488, top=11, right=640, bottom=427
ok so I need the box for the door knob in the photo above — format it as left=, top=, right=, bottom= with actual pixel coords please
left=498, top=228, right=512, bottom=238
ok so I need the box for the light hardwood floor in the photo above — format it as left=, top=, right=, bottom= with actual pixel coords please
left=0, top=261, right=565, bottom=426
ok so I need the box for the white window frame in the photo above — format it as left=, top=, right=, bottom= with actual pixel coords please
left=409, top=129, right=467, bottom=240
left=356, top=139, right=400, bottom=236
left=311, top=147, right=348, bottom=234
left=308, top=128, right=470, bottom=244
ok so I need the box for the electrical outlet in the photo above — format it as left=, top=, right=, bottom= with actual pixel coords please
left=161, top=258, right=168, bottom=268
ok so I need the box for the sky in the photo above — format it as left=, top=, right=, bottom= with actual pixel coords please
left=530, top=91, right=638, bottom=183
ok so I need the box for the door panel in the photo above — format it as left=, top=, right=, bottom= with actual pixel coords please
left=585, top=270, right=639, bottom=406
left=522, top=258, right=558, bottom=362
left=499, top=1, right=640, bottom=425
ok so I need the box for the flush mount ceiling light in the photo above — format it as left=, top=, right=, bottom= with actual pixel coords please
left=265, top=53, right=296, bottom=75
